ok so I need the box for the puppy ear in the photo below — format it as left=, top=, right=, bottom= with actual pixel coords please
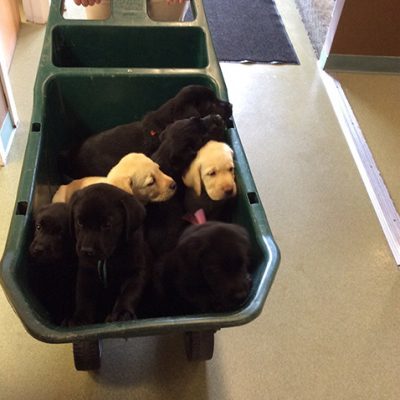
left=182, top=158, right=202, bottom=196
left=109, top=176, right=133, bottom=195
left=120, top=196, right=146, bottom=240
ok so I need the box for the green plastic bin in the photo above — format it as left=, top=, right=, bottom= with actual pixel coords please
left=0, top=0, right=280, bottom=368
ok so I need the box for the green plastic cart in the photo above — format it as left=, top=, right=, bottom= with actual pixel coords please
left=0, top=0, right=280, bottom=371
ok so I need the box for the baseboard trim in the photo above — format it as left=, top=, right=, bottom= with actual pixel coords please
left=320, top=70, right=400, bottom=266
left=323, top=54, right=400, bottom=74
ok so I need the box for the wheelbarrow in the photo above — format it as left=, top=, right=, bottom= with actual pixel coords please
left=0, top=0, right=280, bottom=371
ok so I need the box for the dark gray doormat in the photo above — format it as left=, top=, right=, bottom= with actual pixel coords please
left=186, top=0, right=299, bottom=64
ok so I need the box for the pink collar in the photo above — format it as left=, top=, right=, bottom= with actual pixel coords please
left=182, top=208, right=207, bottom=225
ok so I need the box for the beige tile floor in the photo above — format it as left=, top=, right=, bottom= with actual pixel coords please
left=1, top=1, right=400, bottom=399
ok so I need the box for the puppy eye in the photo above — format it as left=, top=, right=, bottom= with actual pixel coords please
left=207, top=170, right=216, bottom=177
left=228, top=166, right=235, bottom=173
left=35, top=224, right=41, bottom=231
left=146, top=176, right=156, bottom=187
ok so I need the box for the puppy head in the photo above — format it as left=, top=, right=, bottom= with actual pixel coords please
left=152, top=115, right=227, bottom=180
left=173, top=85, right=233, bottom=125
left=182, top=140, right=237, bottom=201
left=29, top=203, right=70, bottom=265
left=107, top=153, right=176, bottom=203
left=175, top=222, right=252, bottom=312
left=141, top=85, right=233, bottom=134
left=69, top=183, right=146, bottom=265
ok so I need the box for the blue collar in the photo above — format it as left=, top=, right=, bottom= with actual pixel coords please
left=97, top=259, right=108, bottom=288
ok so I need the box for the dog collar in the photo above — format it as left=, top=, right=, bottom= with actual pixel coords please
left=97, top=259, right=108, bottom=288
left=182, top=208, right=207, bottom=225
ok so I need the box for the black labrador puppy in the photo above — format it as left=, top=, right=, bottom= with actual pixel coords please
left=144, top=113, right=227, bottom=257
left=144, top=222, right=252, bottom=317
left=151, top=114, right=227, bottom=186
left=28, top=202, right=77, bottom=324
left=63, top=85, right=233, bottom=178
left=68, top=183, right=149, bottom=326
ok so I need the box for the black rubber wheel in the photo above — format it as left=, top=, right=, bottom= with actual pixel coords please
left=184, top=330, right=215, bottom=361
left=72, top=340, right=102, bottom=371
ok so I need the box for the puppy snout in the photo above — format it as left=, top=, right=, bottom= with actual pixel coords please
left=224, top=101, right=232, bottom=113
left=223, top=184, right=236, bottom=198
left=30, top=244, right=44, bottom=257
left=226, top=118, right=234, bottom=128
left=80, top=245, right=96, bottom=257
left=169, top=180, right=177, bottom=191
left=225, top=188, right=234, bottom=197
left=218, top=101, right=233, bottom=119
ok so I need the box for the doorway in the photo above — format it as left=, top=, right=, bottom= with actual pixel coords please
left=0, top=0, right=20, bottom=165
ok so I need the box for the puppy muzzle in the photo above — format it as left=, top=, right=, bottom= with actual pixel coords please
left=76, top=239, right=107, bottom=265
left=209, top=184, right=237, bottom=201
left=219, top=274, right=252, bottom=311
left=29, top=239, right=62, bottom=264
left=213, top=101, right=233, bottom=123
left=152, top=179, right=177, bottom=202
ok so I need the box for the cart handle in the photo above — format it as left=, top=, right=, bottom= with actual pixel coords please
left=48, top=0, right=207, bottom=26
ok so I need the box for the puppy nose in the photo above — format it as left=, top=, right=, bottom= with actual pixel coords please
left=225, top=188, right=234, bottom=197
left=169, top=181, right=177, bottom=191
left=80, top=246, right=95, bottom=257
left=220, top=101, right=232, bottom=116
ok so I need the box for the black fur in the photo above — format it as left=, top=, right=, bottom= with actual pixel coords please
left=67, top=183, right=149, bottom=326
left=62, top=85, right=233, bottom=178
left=151, top=114, right=227, bottom=185
left=28, top=203, right=77, bottom=324
left=29, top=203, right=74, bottom=265
left=142, top=222, right=252, bottom=317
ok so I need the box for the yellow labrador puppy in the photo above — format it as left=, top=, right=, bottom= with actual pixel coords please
left=182, top=140, right=236, bottom=201
left=52, top=153, right=176, bottom=204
